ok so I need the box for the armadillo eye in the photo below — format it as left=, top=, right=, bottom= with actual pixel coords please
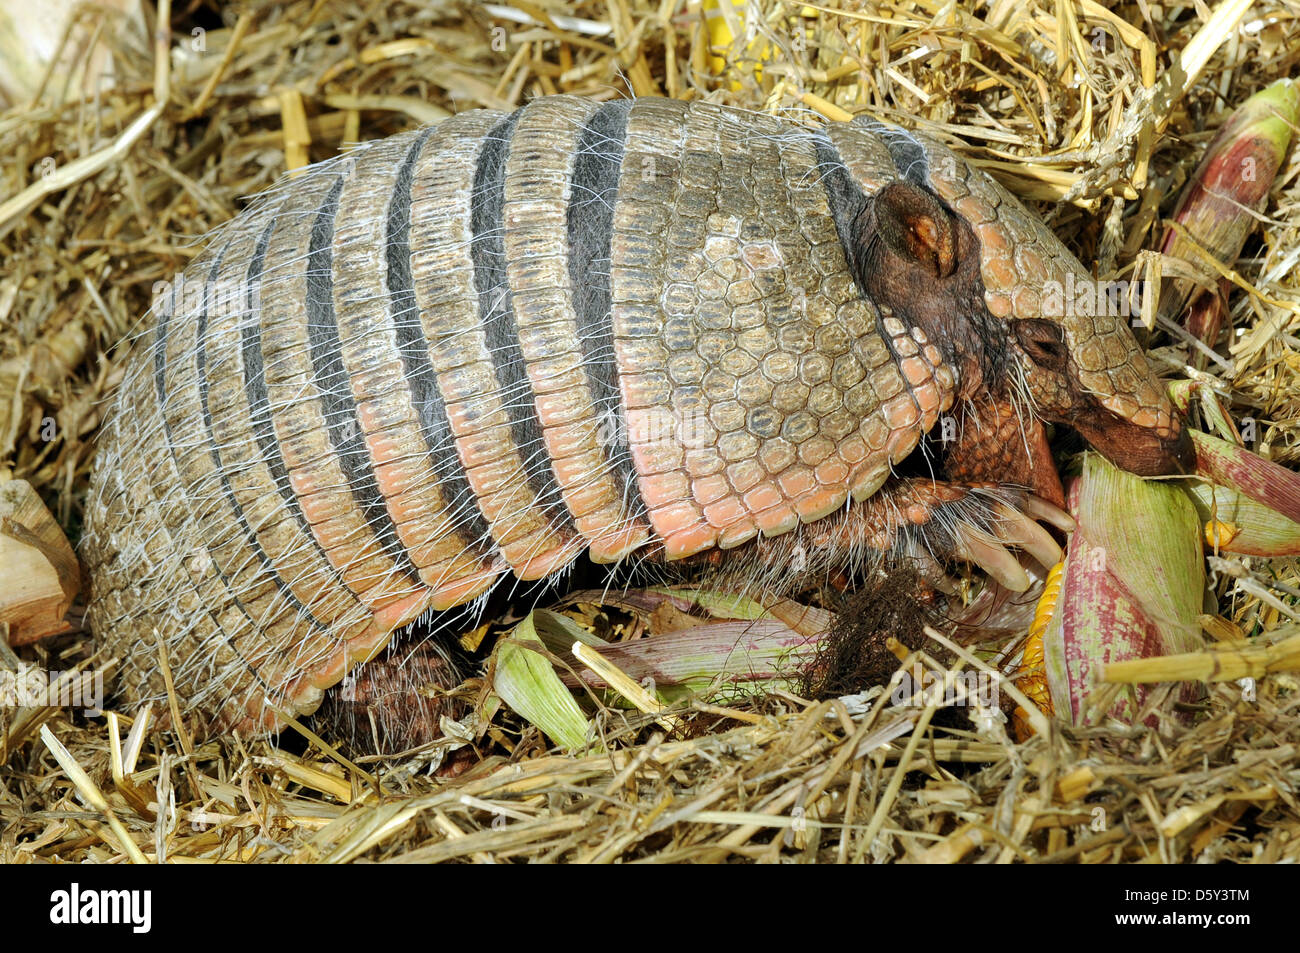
left=1014, top=318, right=1069, bottom=372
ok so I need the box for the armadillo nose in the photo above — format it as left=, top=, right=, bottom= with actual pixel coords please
left=1074, top=413, right=1196, bottom=477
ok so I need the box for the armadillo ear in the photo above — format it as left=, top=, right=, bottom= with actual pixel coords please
left=872, top=181, right=957, bottom=278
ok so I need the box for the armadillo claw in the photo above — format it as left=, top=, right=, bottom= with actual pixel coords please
left=915, top=557, right=960, bottom=596
left=947, top=494, right=1070, bottom=592
left=1023, top=494, right=1076, bottom=534
left=950, top=526, right=1033, bottom=592
left=987, top=501, right=1065, bottom=571
left=892, top=539, right=961, bottom=595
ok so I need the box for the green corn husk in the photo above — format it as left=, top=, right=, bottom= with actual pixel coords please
left=562, top=618, right=817, bottom=705
left=532, top=607, right=611, bottom=652
left=1043, top=454, right=1205, bottom=725
left=643, top=587, right=771, bottom=621
left=1158, top=79, right=1299, bottom=341
left=531, top=606, right=818, bottom=705
left=1186, top=482, right=1300, bottom=557
left=491, top=612, right=592, bottom=752
left=492, top=595, right=823, bottom=744
left=1192, top=428, right=1300, bottom=527
left=1167, top=382, right=1300, bottom=554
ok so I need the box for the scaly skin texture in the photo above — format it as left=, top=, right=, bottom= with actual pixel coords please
left=80, top=97, right=1188, bottom=736
left=945, top=397, right=1064, bottom=508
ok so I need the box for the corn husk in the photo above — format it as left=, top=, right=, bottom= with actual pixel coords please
left=1192, top=428, right=1300, bottom=527
left=566, top=618, right=816, bottom=704
left=1157, top=79, right=1300, bottom=341
left=490, top=612, right=592, bottom=752
left=493, top=593, right=822, bottom=744
left=1166, top=381, right=1300, bottom=553
left=643, top=587, right=771, bottom=621
left=535, top=601, right=819, bottom=706
left=1043, top=455, right=1205, bottom=725
left=1186, top=481, right=1300, bottom=557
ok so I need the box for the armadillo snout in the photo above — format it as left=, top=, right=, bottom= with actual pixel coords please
left=1072, top=410, right=1194, bottom=477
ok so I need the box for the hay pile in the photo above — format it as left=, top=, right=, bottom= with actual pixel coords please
left=2, top=0, right=1298, bottom=863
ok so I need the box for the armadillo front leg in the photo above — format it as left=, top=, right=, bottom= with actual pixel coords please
left=688, top=477, right=1071, bottom=594
left=945, top=398, right=1066, bottom=508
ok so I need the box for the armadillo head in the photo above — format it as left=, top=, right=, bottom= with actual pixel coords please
left=836, top=128, right=1192, bottom=478
left=1003, top=304, right=1193, bottom=477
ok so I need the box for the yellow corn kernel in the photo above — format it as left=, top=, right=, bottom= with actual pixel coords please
left=1014, top=559, right=1063, bottom=739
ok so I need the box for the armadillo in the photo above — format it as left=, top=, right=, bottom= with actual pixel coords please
left=80, top=96, right=1191, bottom=735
